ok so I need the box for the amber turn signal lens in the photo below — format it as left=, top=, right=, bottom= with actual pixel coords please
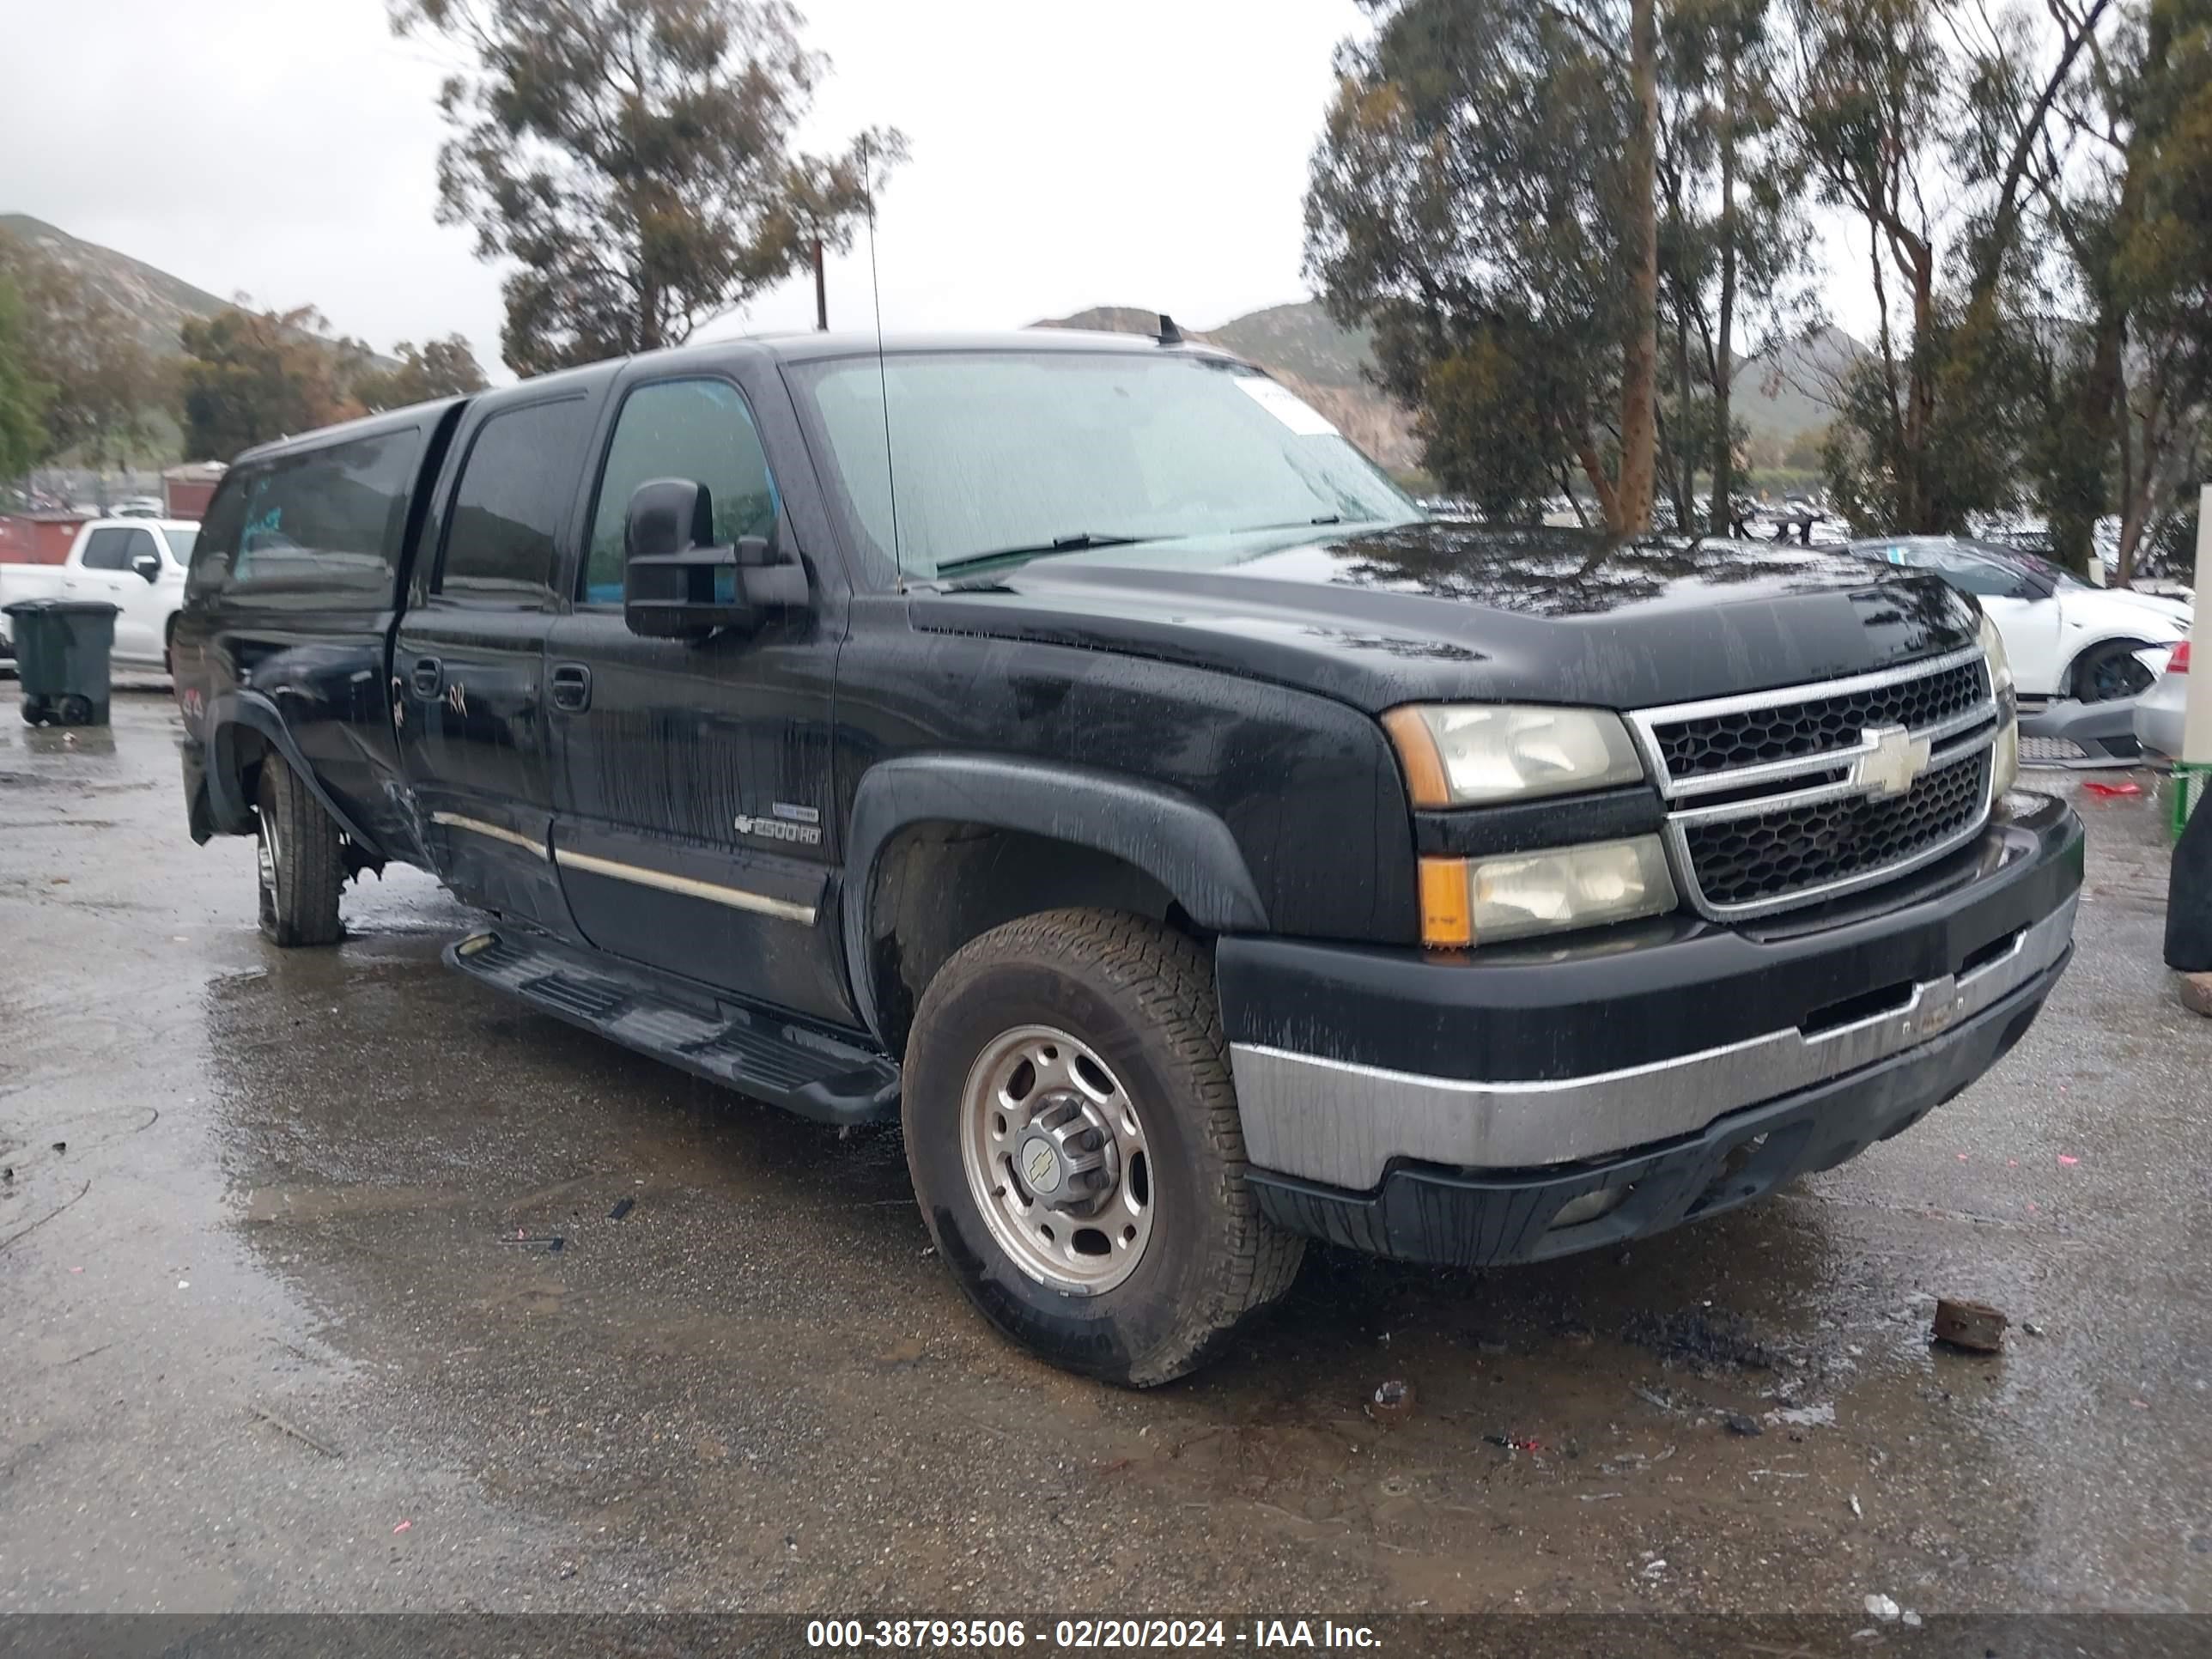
left=1418, top=857, right=1474, bottom=948
left=1382, top=707, right=1452, bottom=809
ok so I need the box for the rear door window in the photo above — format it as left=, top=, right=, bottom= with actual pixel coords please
left=435, top=398, right=592, bottom=602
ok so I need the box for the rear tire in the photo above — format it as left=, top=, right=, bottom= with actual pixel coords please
left=902, top=908, right=1303, bottom=1386
left=257, top=759, right=344, bottom=947
left=21, top=695, right=48, bottom=726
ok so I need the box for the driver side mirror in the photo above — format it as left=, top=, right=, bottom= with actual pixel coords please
left=622, top=478, right=809, bottom=641
left=131, top=550, right=161, bottom=582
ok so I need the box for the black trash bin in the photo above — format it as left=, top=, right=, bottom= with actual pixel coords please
left=3, top=599, right=119, bottom=726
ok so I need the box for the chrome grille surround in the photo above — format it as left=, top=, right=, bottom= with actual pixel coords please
left=1628, top=647, right=2002, bottom=921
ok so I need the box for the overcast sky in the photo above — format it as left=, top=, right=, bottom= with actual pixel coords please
left=3, top=0, right=1878, bottom=377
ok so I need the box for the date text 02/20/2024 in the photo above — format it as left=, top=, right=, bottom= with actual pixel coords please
left=804, top=1620, right=1382, bottom=1650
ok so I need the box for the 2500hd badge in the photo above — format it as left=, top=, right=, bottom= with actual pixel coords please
left=171, top=326, right=2082, bottom=1386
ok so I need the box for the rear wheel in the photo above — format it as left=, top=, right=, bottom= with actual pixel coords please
left=2070, top=637, right=2157, bottom=703
left=256, top=758, right=344, bottom=946
left=902, top=908, right=1303, bottom=1386
left=20, top=694, right=49, bottom=726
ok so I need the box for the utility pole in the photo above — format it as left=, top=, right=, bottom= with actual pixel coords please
left=813, top=236, right=828, bottom=331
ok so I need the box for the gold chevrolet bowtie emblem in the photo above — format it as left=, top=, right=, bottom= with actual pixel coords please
left=1852, top=724, right=1933, bottom=799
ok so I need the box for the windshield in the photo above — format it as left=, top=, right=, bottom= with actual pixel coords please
left=787, top=349, right=1419, bottom=581
left=160, top=526, right=198, bottom=566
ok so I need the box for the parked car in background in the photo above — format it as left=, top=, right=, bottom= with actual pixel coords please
left=1850, top=536, right=2191, bottom=703
left=110, top=496, right=167, bottom=519
left=0, top=518, right=198, bottom=672
left=2134, top=639, right=2190, bottom=760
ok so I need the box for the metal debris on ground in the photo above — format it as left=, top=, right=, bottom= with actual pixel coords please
left=502, top=1231, right=565, bottom=1252
left=1933, top=1297, right=2008, bottom=1353
left=51, top=1142, right=64, bottom=1154
left=1864, top=1594, right=1900, bottom=1621
left=1366, top=1379, right=1415, bottom=1425
left=607, top=1197, right=635, bottom=1221
left=1720, top=1411, right=1764, bottom=1437
left=2022, top=1321, right=2048, bottom=1338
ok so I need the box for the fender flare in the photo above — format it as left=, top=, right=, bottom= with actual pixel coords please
left=204, top=690, right=386, bottom=860
left=841, top=754, right=1269, bottom=1040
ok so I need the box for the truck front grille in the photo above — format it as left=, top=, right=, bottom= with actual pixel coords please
left=1650, top=658, right=1990, bottom=781
left=1680, top=749, right=1993, bottom=912
left=1629, top=647, right=2002, bottom=921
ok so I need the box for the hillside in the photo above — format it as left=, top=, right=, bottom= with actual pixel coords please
left=1035, top=299, right=1861, bottom=476
left=0, top=213, right=231, bottom=356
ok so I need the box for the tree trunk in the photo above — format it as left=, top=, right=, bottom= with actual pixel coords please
left=1709, top=42, right=1738, bottom=541
left=1614, top=0, right=1662, bottom=535
left=1671, top=301, right=1698, bottom=533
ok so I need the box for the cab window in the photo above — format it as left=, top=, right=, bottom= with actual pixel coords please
left=228, top=428, right=422, bottom=594
left=582, top=379, right=780, bottom=605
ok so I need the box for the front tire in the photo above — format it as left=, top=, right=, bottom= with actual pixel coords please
left=2069, top=637, right=2156, bottom=703
left=256, top=759, right=344, bottom=946
left=902, top=908, right=1303, bottom=1386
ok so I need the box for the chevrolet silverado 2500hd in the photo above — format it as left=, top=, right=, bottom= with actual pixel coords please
left=172, top=330, right=2083, bottom=1384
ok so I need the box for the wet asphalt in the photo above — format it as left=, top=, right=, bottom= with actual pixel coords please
left=2, top=681, right=2209, bottom=1619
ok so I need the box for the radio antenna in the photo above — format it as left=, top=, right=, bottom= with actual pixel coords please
left=863, top=137, right=902, bottom=582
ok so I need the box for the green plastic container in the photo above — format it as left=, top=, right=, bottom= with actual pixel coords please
left=4, top=598, right=118, bottom=726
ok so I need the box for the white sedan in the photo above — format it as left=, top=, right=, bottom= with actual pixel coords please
left=1851, top=537, right=2191, bottom=703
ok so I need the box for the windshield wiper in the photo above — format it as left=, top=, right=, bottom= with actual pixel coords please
left=938, top=532, right=1150, bottom=571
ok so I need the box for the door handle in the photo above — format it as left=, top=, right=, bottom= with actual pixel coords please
left=550, top=662, right=592, bottom=713
left=410, top=656, right=443, bottom=698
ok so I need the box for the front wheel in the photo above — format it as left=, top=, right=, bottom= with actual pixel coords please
left=902, top=908, right=1303, bottom=1386
left=2070, top=637, right=2157, bottom=703
left=256, top=758, right=344, bottom=946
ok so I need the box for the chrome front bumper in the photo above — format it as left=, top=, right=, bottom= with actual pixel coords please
left=1229, top=892, right=2077, bottom=1194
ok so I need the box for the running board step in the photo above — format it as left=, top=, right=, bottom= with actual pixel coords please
left=445, top=927, right=901, bottom=1127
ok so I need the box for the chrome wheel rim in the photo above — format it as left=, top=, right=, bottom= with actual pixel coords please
left=957, top=1024, right=1152, bottom=1294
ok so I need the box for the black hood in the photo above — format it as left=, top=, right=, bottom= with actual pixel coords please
left=908, top=522, right=1981, bottom=714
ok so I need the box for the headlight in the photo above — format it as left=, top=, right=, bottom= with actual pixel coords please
left=1979, top=611, right=2014, bottom=699
left=1981, top=613, right=2020, bottom=798
left=1419, top=836, right=1679, bottom=948
left=1383, top=704, right=1646, bottom=806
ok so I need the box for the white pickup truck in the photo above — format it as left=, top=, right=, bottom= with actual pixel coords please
left=0, top=518, right=198, bottom=673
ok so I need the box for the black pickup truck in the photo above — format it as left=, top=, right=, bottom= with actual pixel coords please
left=173, top=328, right=2082, bottom=1384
